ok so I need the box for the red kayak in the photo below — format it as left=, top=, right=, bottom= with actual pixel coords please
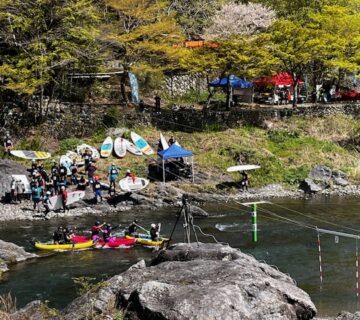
left=72, top=235, right=135, bottom=248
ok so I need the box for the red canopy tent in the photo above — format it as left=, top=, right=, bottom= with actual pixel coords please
left=254, top=72, right=304, bottom=86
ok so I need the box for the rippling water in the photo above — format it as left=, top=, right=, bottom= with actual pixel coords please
left=1, top=196, right=360, bottom=316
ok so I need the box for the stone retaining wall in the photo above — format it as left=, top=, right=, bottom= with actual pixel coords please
left=4, top=102, right=360, bottom=138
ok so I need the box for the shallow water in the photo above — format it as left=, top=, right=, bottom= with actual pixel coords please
left=1, top=196, right=360, bottom=316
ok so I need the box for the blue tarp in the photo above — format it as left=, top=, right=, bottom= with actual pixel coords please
left=209, top=75, right=253, bottom=88
left=158, top=144, right=193, bottom=160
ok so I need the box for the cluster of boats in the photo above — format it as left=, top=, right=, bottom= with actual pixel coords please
left=34, top=233, right=168, bottom=251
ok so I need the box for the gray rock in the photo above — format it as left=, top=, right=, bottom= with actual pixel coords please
left=0, top=159, right=29, bottom=197
left=0, top=239, right=37, bottom=263
left=300, top=179, right=323, bottom=193
left=62, top=243, right=317, bottom=320
left=335, top=311, right=360, bottom=319
left=189, top=205, right=208, bottom=217
left=333, top=177, right=349, bottom=186
left=11, top=300, right=57, bottom=320
left=106, top=127, right=128, bottom=137
left=332, top=170, right=347, bottom=179
left=309, top=165, right=332, bottom=182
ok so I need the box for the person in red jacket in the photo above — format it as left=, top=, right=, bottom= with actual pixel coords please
left=60, top=186, right=68, bottom=212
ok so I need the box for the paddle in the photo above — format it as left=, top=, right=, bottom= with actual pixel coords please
left=134, top=222, right=150, bottom=235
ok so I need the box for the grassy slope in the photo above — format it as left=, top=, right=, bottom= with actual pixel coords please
left=12, top=115, right=360, bottom=193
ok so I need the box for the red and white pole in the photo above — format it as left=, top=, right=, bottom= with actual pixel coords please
left=317, top=231, right=323, bottom=286
left=356, top=240, right=359, bottom=297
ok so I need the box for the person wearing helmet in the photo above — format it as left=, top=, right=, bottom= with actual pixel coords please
left=125, top=169, right=136, bottom=183
left=53, top=226, right=64, bottom=244
left=102, top=223, right=120, bottom=243
left=107, top=163, right=120, bottom=193
left=60, top=186, right=68, bottom=212
left=91, top=220, right=105, bottom=241
left=150, top=223, right=158, bottom=241
left=127, top=220, right=138, bottom=236
left=42, top=190, right=52, bottom=216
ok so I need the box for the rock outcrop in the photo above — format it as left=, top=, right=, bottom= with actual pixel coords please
left=0, top=239, right=37, bottom=277
left=60, top=243, right=316, bottom=320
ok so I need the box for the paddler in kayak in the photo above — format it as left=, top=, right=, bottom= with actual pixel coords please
left=150, top=223, right=159, bottom=241
left=91, top=220, right=105, bottom=241
left=127, top=220, right=138, bottom=236
left=102, top=223, right=119, bottom=243
left=53, top=226, right=65, bottom=244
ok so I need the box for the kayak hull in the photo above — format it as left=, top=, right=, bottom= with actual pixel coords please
left=34, top=240, right=94, bottom=251
left=126, top=234, right=168, bottom=247
left=72, top=235, right=135, bottom=248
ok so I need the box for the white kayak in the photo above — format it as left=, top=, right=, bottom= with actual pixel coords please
left=227, top=165, right=261, bottom=172
left=48, top=191, right=85, bottom=210
left=160, top=132, right=169, bottom=150
left=100, top=136, right=113, bottom=158
left=59, top=155, right=73, bottom=176
left=119, top=177, right=149, bottom=192
left=130, top=132, right=154, bottom=155
left=124, top=138, right=142, bottom=156
left=114, top=137, right=127, bottom=158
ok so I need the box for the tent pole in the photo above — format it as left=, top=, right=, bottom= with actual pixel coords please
left=191, top=157, right=194, bottom=183
left=162, top=160, right=165, bottom=184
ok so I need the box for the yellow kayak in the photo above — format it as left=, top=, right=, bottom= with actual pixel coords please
left=126, top=235, right=168, bottom=247
left=34, top=240, right=94, bottom=251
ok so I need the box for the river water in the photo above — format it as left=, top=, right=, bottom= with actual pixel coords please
left=1, top=196, right=360, bottom=317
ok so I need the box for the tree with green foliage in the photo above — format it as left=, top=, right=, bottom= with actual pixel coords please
left=262, top=3, right=360, bottom=105
left=104, top=0, right=186, bottom=92
left=168, top=0, right=223, bottom=39
left=0, top=0, right=102, bottom=115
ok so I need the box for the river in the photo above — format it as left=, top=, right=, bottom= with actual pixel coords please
left=1, top=196, right=360, bottom=317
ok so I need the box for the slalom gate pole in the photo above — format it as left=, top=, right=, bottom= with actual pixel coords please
left=317, top=230, right=323, bottom=286
left=252, top=203, right=257, bottom=243
left=356, top=239, right=359, bottom=298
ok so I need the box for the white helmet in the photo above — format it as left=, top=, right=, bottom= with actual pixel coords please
left=46, top=191, right=51, bottom=195
left=151, top=223, right=156, bottom=228
left=126, top=169, right=131, bottom=173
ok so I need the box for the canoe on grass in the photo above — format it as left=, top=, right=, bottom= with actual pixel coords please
left=125, top=234, right=168, bottom=247
left=100, top=136, right=113, bottom=158
left=114, top=137, right=127, bottom=158
left=130, top=132, right=154, bottom=155
left=34, top=240, right=94, bottom=251
left=72, top=235, right=135, bottom=248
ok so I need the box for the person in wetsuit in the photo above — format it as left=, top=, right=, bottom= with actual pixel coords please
left=128, top=220, right=138, bottom=236
left=150, top=223, right=158, bottom=241
left=53, top=226, right=65, bottom=244
left=91, top=220, right=104, bottom=241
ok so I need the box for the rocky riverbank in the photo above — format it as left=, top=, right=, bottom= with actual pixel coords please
left=1, top=181, right=360, bottom=222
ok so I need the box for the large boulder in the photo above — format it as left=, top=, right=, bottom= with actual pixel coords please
left=0, top=159, right=29, bottom=197
left=309, top=165, right=332, bottom=182
left=61, top=243, right=317, bottom=320
left=0, top=239, right=37, bottom=278
left=299, top=178, right=323, bottom=193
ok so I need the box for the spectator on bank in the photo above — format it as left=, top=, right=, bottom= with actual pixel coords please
left=154, top=94, right=161, bottom=113
left=3, top=133, right=13, bottom=158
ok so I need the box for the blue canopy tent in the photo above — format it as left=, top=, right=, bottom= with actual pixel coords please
left=209, top=75, right=253, bottom=89
left=158, top=144, right=194, bottom=183
left=209, top=75, right=254, bottom=104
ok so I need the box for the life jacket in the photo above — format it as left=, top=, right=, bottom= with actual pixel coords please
left=94, top=182, right=101, bottom=190
left=110, top=167, right=118, bottom=175
left=59, top=167, right=66, bottom=175
left=91, top=225, right=100, bottom=236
